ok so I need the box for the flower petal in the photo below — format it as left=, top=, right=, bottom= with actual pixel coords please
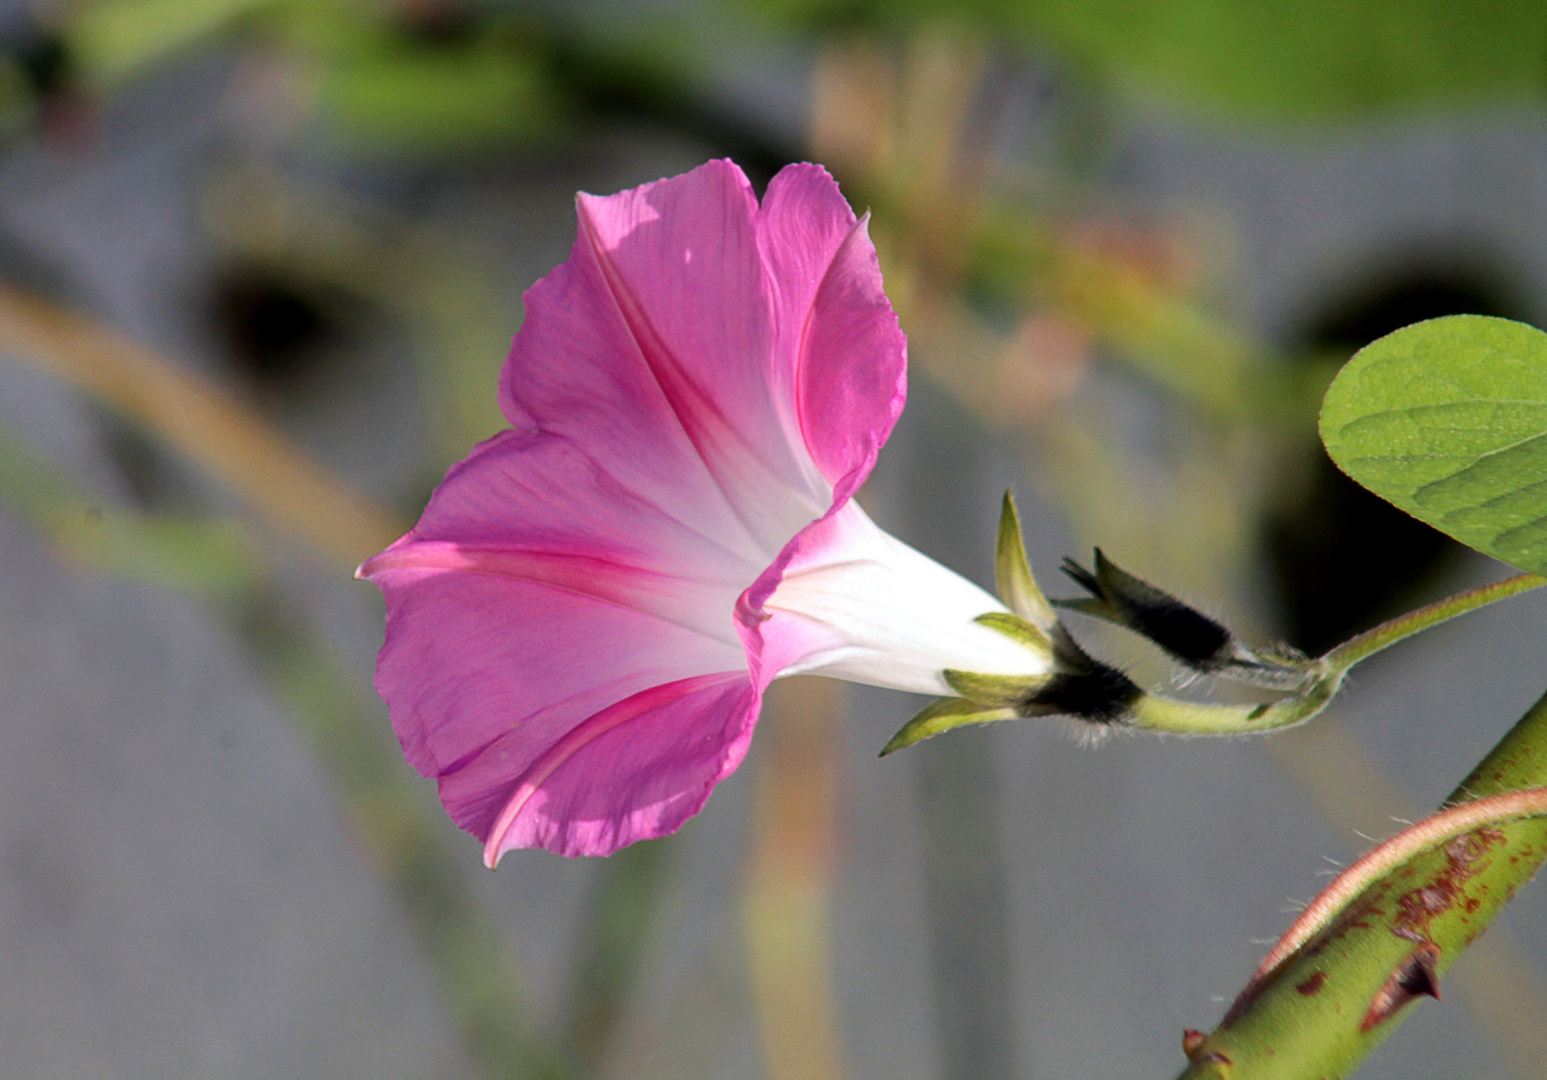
left=377, top=426, right=756, bottom=602
left=500, top=159, right=828, bottom=557
left=366, top=558, right=746, bottom=782
left=363, top=423, right=761, bottom=859
left=758, top=165, right=908, bottom=499
left=470, top=672, right=757, bottom=862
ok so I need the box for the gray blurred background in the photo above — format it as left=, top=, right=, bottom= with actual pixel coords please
left=2, top=0, right=1547, bottom=1077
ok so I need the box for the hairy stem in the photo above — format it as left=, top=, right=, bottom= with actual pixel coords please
left=1324, top=572, right=1545, bottom=669
left=1130, top=573, right=1544, bottom=737
left=1176, top=687, right=1547, bottom=1080
left=1241, top=786, right=1547, bottom=998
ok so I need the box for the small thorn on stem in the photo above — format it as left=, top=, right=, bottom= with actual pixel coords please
left=1360, top=942, right=1441, bottom=1032
left=1181, top=1030, right=1232, bottom=1069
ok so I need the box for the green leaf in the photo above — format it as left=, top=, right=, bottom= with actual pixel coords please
left=1319, top=315, right=1547, bottom=575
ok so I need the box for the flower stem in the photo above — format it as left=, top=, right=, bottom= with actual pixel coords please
left=1127, top=678, right=1338, bottom=735
left=1237, top=786, right=1547, bottom=1002
left=1175, top=687, right=1547, bottom=1080
left=1129, top=572, right=1545, bottom=737
left=1322, top=572, right=1545, bottom=669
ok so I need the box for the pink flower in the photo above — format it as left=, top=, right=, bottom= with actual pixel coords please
left=359, top=160, right=1049, bottom=862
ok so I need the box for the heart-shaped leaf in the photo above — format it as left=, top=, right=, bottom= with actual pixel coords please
left=1319, top=314, right=1547, bottom=575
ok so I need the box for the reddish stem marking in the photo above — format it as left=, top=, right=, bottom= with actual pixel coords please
left=1248, top=787, right=1547, bottom=989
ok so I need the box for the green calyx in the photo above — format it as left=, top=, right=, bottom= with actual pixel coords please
left=993, top=490, right=1058, bottom=641
left=882, top=493, right=1140, bottom=755
left=942, top=668, right=1049, bottom=708
left=879, top=698, right=1021, bottom=757
left=879, top=491, right=1547, bottom=758
left=1056, top=547, right=1313, bottom=690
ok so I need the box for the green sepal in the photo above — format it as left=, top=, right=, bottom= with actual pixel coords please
left=1128, top=573, right=1546, bottom=735
left=974, top=611, right=1052, bottom=654
left=1057, top=548, right=1311, bottom=690
left=1048, top=595, right=1115, bottom=620
left=942, top=669, right=1046, bottom=708
left=879, top=698, right=1019, bottom=757
left=995, top=490, right=1057, bottom=632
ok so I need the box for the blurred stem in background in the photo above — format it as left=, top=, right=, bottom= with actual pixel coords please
left=746, top=677, right=847, bottom=1080
left=0, top=286, right=402, bottom=564
left=560, top=836, right=673, bottom=1076
left=0, top=425, right=261, bottom=597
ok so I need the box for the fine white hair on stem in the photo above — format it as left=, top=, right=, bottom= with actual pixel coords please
left=1242, top=787, right=1547, bottom=996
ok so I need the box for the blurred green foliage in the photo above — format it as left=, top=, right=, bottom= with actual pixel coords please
left=0, top=427, right=261, bottom=596
left=71, top=0, right=560, bottom=151
left=287, top=3, right=559, bottom=151
left=54, top=0, right=728, bottom=159
left=752, top=0, right=1547, bottom=121
left=68, top=0, right=267, bottom=81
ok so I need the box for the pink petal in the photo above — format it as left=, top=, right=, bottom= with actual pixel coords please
left=378, top=428, right=755, bottom=602
left=366, top=556, right=745, bottom=784
left=361, top=422, right=756, bottom=860
left=470, top=673, right=757, bottom=862
left=361, top=432, right=751, bottom=825
left=758, top=165, right=908, bottom=500
left=500, top=159, right=827, bottom=555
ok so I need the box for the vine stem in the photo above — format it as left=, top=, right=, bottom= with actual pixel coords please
left=1323, top=572, right=1545, bottom=668
left=1180, top=689, right=1547, bottom=1079
left=1239, top=786, right=1547, bottom=998
left=1130, top=572, right=1545, bottom=736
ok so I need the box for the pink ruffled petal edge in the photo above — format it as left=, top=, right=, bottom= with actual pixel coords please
left=758, top=166, right=907, bottom=493
left=478, top=672, right=757, bottom=862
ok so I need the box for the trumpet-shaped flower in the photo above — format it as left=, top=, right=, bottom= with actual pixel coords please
left=360, top=160, right=1050, bottom=862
